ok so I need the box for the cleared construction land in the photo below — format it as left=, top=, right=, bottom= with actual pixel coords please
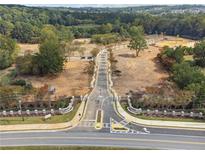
left=20, top=61, right=91, bottom=97
left=18, top=38, right=98, bottom=56
left=1, top=39, right=98, bottom=97
left=112, top=35, right=196, bottom=96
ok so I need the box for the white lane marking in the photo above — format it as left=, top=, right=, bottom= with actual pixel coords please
left=83, top=120, right=95, bottom=122
left=105, top=123, right=110, bottom=128
left=1, top=130, right=204, bottom=140
left=119, top=119, right=129, bottom=126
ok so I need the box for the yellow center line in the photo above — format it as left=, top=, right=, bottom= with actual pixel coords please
left=1, top=136, right=205, bottom=145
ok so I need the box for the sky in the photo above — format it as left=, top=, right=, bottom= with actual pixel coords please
left=0, top=0, right=205, bottom=5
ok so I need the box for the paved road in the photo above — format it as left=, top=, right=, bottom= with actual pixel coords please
left=1, top=131, right=205, bottom=149
left=0, top=49, right=205, bottom=149
left=82, top=50, right=122, bottom=124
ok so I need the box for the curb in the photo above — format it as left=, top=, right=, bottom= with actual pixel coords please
left=105, top=49, right=205, bottom=131
left=0, top=50, right=102, bottom=132
left=115, top=100, right=205, bottom=131
left=0, top=99, right=88, bottom=132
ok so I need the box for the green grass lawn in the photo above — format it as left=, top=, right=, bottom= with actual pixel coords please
left=135, top=115, right=205, bottom=123
left=0, top=103, right=80, bottom=125
left=0, top=146, right=144, bottom=150
left=121, top=103, right=205, bottom=123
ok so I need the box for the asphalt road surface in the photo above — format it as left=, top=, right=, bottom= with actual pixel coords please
left=1, top=131, right=205, bottom=149
left=0, top=49, right=205, bottom=149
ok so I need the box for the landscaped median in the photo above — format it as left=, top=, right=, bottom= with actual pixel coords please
left=95, top=109, right=103, bottom=129
left=0, top=100, right=86, bottom=132
left=115, top=100, right=205, bottom=130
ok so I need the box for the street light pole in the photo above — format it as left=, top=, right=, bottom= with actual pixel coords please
left=18, top=100, right=24, bottom=121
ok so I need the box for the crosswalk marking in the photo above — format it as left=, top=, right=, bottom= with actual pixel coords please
left=110, top=128, right=149, bottom=135
left=131, top=129, right=134, bottom=133
left=78, top=121, right=110, bottom=128
left=105, top=123, right=110, bottom=128
left=120, top=119, right=129, bottom=126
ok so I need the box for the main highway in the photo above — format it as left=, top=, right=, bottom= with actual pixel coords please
left=0, top=49, right=205, bottom=149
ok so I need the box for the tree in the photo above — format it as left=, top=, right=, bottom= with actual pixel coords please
left=57, top=25, right=74, bottom=42
left=91, top=33, right=120, bottom=45
left=195, top=84, right=205, bottom=108
left=0, top=35, right=19, bottom=69
left=12, top=22, right=38, bottom=43
left=0, top=20, right=14, bottom=36
left=193, top=40, right=205, bottom=67
left=40, top=25, right=58, bottom=41
left=33, top=37, right=65, bottom=75
left=158, top=46, right=185, bottom=70
left=172, top=62, right=205, bottom=89
left=100, top=23, right=113, bottom=34
left=90, top=48, right=100, bottom=57
left=15, top=54, right=33, bottom=75
left=128, top=26, right=147, bottom=57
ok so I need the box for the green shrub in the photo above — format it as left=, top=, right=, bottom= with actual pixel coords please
left=0, top=35, right=19, bottom=69
left=57, top=100, right=67, bottom=108
left=172, top=62, right=205, bottom=89
left=91, top=33, right=120, bottom=45
left=11, top=79, right=26, bottom=86
left=15, top=54, right=34, bottom=75
left=158, top=46, right=185, bottom=70
left=193, top=40, right=205, bottom=67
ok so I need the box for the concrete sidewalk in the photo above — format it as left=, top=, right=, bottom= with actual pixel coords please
left=115, top=100, right=205, bottom=130
left=0, top=100, right=86, bottom=132
left=106, top=51, right=205, bottom=131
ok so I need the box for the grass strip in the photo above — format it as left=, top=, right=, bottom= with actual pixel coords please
left=0, top=145, right=144, bottom=150
left=0, top=103, right=80, bottom=125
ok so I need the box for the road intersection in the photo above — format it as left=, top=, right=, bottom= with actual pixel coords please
left=0, top=49, right=205, bottom=149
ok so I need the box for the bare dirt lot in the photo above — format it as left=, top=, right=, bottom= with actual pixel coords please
left=112, top=36, right=195, bottom=96
left=20, top=61, right=91, bottom=97
left=151, top=35, right=195, bottom=48
left=18, top=38, right=99, bottom=57
left=15, top=39, right=99, bottom=97
left=112, top=44, right=169, bottom=96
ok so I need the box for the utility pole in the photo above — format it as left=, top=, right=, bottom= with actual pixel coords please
left=18, top=100, right=24, bottom=121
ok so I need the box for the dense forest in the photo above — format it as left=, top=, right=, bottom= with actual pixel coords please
left=0, top=5, right=205, bottom=44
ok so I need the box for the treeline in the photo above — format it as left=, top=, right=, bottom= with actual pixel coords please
left=68, top=5, right=205, bottom=14
left=158, top=41, right=205, bottom=108
left=0, top=5, right=204, bottom=43
left=133, top=42, right=205, bottom=110
left=0, top=34, right=19, bottom=69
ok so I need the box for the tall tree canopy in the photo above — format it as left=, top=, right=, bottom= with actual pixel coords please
left=0, top=35, right=19, bottom=69
left=0, top=5, right=205, bottom=42
left=12, top=22, right=40, bottom=43
left=33, top=34, right=65, bottom=75
left=128, top=26, right=147, bottom=57
left=193, top=40, right=205, bottom=67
